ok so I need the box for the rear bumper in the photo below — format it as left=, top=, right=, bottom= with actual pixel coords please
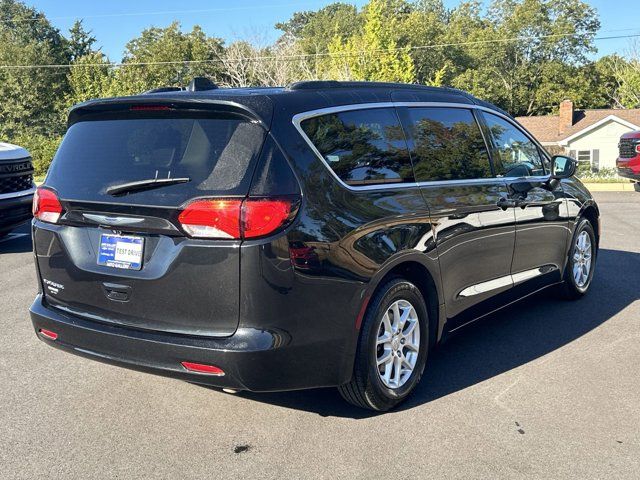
left=30, top=294, right=352, bottom=392
left=0, top=190, right=33, bottom=232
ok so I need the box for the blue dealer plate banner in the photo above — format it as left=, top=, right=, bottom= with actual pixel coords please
left=98, top=234, right=144, bottom=270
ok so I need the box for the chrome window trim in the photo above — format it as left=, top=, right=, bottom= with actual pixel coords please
left=292, top=103, right=410, bottom=192
left=0, top=186, right=35, bottom=200
left=292, top=101, right=551, bottom=192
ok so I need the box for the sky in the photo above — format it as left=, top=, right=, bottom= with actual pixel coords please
left=27, top=0, right=639, bottom=61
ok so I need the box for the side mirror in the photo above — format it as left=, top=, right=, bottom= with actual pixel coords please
left=551, top=155, right=577, bottom=179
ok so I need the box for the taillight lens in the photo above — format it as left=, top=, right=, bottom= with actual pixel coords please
left=243, top=199, right=292, bottom=239
left=178, top=197, right=296, bottom=239
left=178, top=199, right=242, bottom=239
left=33, top=187, right=63, bottom=224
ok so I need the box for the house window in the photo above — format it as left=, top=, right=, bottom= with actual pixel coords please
left=577, top=150, right=591, bottom=163
left=570, top=149, right=600, bottom=173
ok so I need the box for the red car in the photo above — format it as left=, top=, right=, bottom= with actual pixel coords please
left=617, top=131, right=640, bottom=184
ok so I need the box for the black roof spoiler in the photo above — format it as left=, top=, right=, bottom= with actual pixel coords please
left=68, top=96, right=270, bottom=128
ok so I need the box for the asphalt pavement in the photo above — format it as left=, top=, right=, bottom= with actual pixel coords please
left=1, top=191, right=639, bottom=479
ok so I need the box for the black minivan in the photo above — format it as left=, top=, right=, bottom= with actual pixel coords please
left=30, top=80, right=599, bottom=411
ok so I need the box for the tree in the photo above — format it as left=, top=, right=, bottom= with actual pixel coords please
left=276, top=3, right=360, bottom=53
left=609, top=46, right=640, bottom=109
left=0, top=0, right=71, bottom=138
left=451, top=0, right=600, bottom=116
left=220, top=39, right=316, bottom=87
left=396, top=0, right=451, bottom=85
left=112, top=22, right=224, bottom=95
left=67, top=20, right=98, bottom=61
left=66, top=52, right=113, bottom=105
left=325, top=0, right=415, bottom=82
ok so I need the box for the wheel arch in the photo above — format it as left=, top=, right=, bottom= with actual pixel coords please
left=579, top=204, right=600, bottom=247
left=361, top=255, right=443, bottom=348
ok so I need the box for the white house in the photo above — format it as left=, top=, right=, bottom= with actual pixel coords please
left=516, top=100, right=640, bottom=172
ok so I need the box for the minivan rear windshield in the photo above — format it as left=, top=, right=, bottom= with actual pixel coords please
left=47, top=114, right=266, bottom=206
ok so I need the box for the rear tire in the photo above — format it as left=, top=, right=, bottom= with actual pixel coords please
left=338, top=278, right=429, bottom=411
left=559, top=218, right=596, bottom=300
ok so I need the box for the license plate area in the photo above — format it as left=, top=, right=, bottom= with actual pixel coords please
left=98, top=234, right=144, bottom=270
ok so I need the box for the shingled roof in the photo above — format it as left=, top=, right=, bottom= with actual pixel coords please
left=516, top=107, right=640, bottom=144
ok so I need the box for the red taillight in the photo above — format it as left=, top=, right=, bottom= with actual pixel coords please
left=243, top=199, right=292, bottom=239
left=39, top=329, right=58, bottom=340
left=180, top=361, right=224, bottom=375
left=635, top=144, right=640, bottom=154
left=178, top=197, right=295, bottom=239
left=33, top=187, right=63, bottom=224
left=178, top=199, right=242, bottom=239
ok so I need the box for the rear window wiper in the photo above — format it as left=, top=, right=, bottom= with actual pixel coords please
left=106, top=177, right=190, bottom=196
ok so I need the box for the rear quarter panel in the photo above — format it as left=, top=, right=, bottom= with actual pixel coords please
left=239, top=118, right=444, bottom=386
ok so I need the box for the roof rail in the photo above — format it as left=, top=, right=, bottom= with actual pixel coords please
left=287, top=80, right=467, bottom=93
left=187, top=77, right=218, bottom=92
left=144, top=86, right=183, bottom=94
left=287, top=80, right=343, bottom=90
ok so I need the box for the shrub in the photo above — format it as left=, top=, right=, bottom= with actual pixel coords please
left=12, top=134, right=63, bottom=178
left=576, top=166, right=624, bottom=183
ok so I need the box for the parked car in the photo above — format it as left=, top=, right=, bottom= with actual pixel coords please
left=29, top=80, right=599, bottom=411
left=617, top=131, right=640, bottom=188
left=0, top=142, right=35, bottom=238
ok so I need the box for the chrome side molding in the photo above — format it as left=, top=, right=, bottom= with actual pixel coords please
left=459, top=266, right=556, bottom=298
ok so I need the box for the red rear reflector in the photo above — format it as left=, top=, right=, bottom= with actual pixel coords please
left=178, top=197, right=295, bottom=239
left=130, top=105, right=172, bottom=111
left=39, top=329, right=58, bottom=340
left=33, top=187, right=63, bottom=224
left=181, top=362, right=225, bottom=375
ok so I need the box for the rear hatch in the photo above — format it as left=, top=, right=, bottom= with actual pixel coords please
left=33, top=100, right=268, bottom=337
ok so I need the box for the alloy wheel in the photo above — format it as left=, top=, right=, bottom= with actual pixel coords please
left=376, top=299, right=420, bottom=389
left=572, top=230, right=592, bottom=288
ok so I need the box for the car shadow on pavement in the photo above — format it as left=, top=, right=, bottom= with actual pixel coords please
left=230, top=248, right=640, bottom=418
left=0, top=224, right=32, bottom=254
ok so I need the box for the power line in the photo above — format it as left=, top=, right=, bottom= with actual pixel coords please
left=0, top=31, right=638, bottom=70
left=1, top=2, right=330, bottom=23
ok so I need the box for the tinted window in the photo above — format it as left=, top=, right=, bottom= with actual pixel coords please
left=483, top=112, right=546, bottom=177
left=47, top=115, right=266, bottom=206
left=403, top=108, right=492, bottom=181
left=300, top=108, right=413, bottom=186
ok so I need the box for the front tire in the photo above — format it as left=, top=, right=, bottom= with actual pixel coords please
left=560, top=218, right=596, bottom=300
left=338, top=278, right=429, bottom=411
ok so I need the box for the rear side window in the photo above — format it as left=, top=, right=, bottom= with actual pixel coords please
left=300, top=108, right=413, bottom=186
left=402, top=107, right=492, bottom=182
left=47, top=115, right=266, bottom=206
